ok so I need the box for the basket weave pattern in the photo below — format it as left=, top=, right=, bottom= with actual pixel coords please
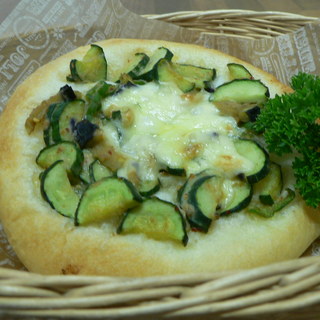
left=144, top=9, right=319, bottom=39
left=1, top=257, right=320, bottom=318
left=1, top=10, right=320, bottom=319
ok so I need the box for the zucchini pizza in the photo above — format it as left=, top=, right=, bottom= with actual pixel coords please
left=0, top=39, right=319, bottom=276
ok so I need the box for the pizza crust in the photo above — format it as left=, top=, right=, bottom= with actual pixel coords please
left=0, top=38, right=319, bottom=276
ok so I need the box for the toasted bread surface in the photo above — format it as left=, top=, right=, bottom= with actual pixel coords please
left=0, top=39, right=319, bottom=276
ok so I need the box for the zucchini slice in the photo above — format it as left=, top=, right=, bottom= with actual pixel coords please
left=89, top=159, right=113, bottom=182
left=36, top=141, right=84, bottom=179
left=108, top=110, right=123, bottom=141
left=40, top=160, right=79, bottom=218
left=248, top=188, right=295, bottom=218
left=210, top=79, right=270, bottom=105
left=136, top=47, right=173, bottom=81
left=178, top=170, right=218, bottom=232
left=227, top=63, right=252, bottom=80
left=216, top=177, right=253, bottom=215
left=178, top=171, right=212, bottom=207
left=187, top=174, right=223, bottom=232
left=138, top=179, right=161, bottom=197
left=156, top=59, right=195, bottom=93
left=51, top=100, right=85, bottom=143
left=172, top=63, right=216, bottom=89
left=117, top=198, right=188, bottom=245
left=86, top=81, right=117, bottom=119
left=75, top=177, right=142, bottom=226
left=123, top=52, right=150, bottom=79
left=43, top=103, right=59, bottom=146
left=164, top=166, right=186, bottom=177
left=181, top=172, right=252, bottom=230
left=254, top=162, right=283, bottom=205
left=259, top=195, right=274, bottom=206
left=177, top=173, right=201, bottom=207
left=234, top=139, right=270, bottom=184
left=79, top=149, right=95, bottom=184
left=67, top=44, right=107, bottom=83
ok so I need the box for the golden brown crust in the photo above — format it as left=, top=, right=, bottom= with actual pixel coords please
left=0, top=39, right=319, bottom=276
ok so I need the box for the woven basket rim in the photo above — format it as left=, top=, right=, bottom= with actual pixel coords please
left=1, top=256, right=320, bottom=319
left=144, top=9, right=319, bottom=21
left=144, top=9, right=319, bottom=19
left=144, top=9, right=319, bottom=39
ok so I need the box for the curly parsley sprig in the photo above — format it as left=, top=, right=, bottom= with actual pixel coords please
left=252, top=72, right=320, bottom=208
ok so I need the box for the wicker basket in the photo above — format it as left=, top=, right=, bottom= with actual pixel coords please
left=1, top=10, right=320, bottom=320
left=144, top=9, right=319, bottom=39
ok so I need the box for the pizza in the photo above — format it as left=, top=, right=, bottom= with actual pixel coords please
left=0, top=39, right=319, bottom=276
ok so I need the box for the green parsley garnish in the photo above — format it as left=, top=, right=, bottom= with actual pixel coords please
left=252, top=72, right=320, bottom=208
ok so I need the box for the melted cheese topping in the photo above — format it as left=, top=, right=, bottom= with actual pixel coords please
left=101, top=82, right=254, bottom=188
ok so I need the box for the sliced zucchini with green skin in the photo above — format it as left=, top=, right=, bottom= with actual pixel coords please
left=89, top=159, right=113, bottom=182
left=254, top=162, right=283, bottom=205
left=86, top=81, right=118, bottom=119
left=117, top=198, right=188, bottom=246
left=187, top=175, right=222, bottom=232
left=164, top=166, right=186, bottom=177
left=117, top=73, right=135, bottom=86
left=36, top=141, right=84, bottom=179
left=178, top=170, right=212, bottom=207
left=109, top=110, right=123, bottom=141
left=178, top=170, right=217, bottom=232
left=210, top=79, right=270, bottom=105
left=67, top=59, right=81, bottom=82
left=80, top=149, right=95, bottom=184
left=183, top=173, right=252, bottom=231
left=248, top=188, right=295, bottom=218
left=123, top=53, right=150, bottom=79
left=259, top=195, right=274, bottom=206
left=41, top=160, right=79, bottom=218
left=139, top=179, right=161, bottom=197
left=172, top=63, right=216, bottom=89
left=51, top=100, right=85, bottom=143
left=75, top=177, right=142, bottom=226
left=67, top=44, right=107, bottom=83
left=178, top=173, right=200, bottom=207
left=216, top=177, right=253, bottom=215
left=136, top=47, right=174, bottom=81
left=43, top=103, right=59, bottom=146
left=156, top=59, right=195, bottom=93
left=227, top=63, right=252, bottom=80
left=234, top=139, right=270, bottom=184
left=133, top=79, right=147, bottom=86
left=203, top=80, right=215, bottom=92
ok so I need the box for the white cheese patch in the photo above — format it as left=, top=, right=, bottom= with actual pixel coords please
left=101, top=82, right=253, bottom=185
